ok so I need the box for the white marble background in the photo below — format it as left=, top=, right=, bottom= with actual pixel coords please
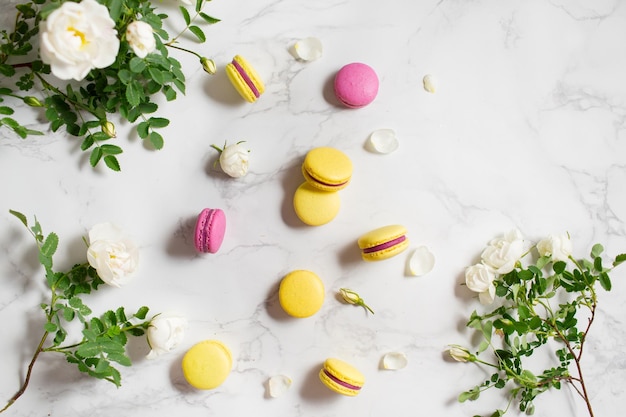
left=1, top=0, right=625, bottom=416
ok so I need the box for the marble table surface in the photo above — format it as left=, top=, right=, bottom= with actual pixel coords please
left=1, top=0, right=625, bottom=416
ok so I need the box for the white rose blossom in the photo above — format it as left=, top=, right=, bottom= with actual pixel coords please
left=537, top=233, right=572, bottom=262
left=39, top=0, right=120, bottom=81
left=465, top=263, right=497, bottom=305
left=146, top=312, right=188, bottom=359
left=214, top=142, right=250, bottom=178
left=481, top=229, right=525, bottom=274
left=447, top=345, right=474, bottom=362
left=87, top=222, right=139, bottom=287
left=126, top=21, right=156, bottom=59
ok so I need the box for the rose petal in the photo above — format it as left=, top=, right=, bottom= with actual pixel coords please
left=422, top=74, right=437, bottom=93
left=268, top=375, right=292, bottom=398
left=367, top=129, right=399, bottom=154
left=382, top=352, right=408, bottom=370
left=293, top=37, right=323, bottom=61
left=408, top=246, right=435, bottom=276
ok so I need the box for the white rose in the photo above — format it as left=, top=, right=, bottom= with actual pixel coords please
left=478, top=283, right=496, bottom=305
left=146, top=312, right=188, bottom=359
left=447, top=345, right=473, bottom=362
left=537, top=233, right=572, bottom=262
left=481, top=229, right=525, bottom=274
left=465, top=263, right=495, bottom=293
left=39, top=0, right=120, bottom=81
left=87, top=222, right=139, bottom=287
left=219, top=142, right=249, bottom=178
left=126, top=21, right=156, bottom=59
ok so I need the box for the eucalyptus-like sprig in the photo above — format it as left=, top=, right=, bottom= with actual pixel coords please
left=451, top=240, right=625, bottom=417
left=0, top=0, right=219, bottom=171
left=0, top=210, right=153, bottom=413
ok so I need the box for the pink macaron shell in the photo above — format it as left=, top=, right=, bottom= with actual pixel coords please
left=333, top=62, right=379, bottom=108
left=194, top=208, right=226, bottom=253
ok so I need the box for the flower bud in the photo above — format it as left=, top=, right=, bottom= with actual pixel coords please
left=339, top=288, right=374, bottom=314
left=101, top=120, right=116, bottom=138
left=201, top=57, right=216, bottom=75
left=24, top=96, right=43, bottom=107
left=447, top=345, right=475, bottom=362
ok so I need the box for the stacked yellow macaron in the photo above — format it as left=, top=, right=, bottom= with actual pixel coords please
left=293, top=147, right=353, bottom=226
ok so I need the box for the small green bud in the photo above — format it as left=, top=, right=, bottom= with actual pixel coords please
left=101, top=120, right=116, bottom=138
left=200, top=57, right=216, bottom=75
left=24, top=96, right=43, bottom=107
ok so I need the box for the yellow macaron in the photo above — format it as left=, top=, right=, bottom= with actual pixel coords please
left=278, top=270, right=325, bottom=318
left=357, top=224, right=409, bottom=261
left=225, top=55, right=265, bottom=103
left=182, top=340, right=232, bottom=390
left=301, top=147, right=353, bottom=192
left=293, top=182, right=341, bottom=226
left=319, top=358, right=365, bottom=396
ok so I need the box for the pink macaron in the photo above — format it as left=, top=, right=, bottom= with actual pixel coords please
left=194, top=208, right=226, bottom=253
left=333, top=62, right=379, bottom=108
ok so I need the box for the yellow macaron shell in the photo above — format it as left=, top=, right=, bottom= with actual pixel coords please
left=225, top=55, right=265, bottom=103
left=182, top=340, right=232, bottom=390
left=278, top=270, right=325, bottom=318
left=293, top=182, right=341, bottom=226
left=319, top=358, right=365, bottom=396
left=358, top=224, right=409, bottom=261
left=302, top=147, right=353, bottom=191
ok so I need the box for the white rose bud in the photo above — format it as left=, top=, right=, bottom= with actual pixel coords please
left=213, top=142, right=250, bottom=178
left=40, top=0, right=120, bottom=81
left=146, top=312, right=188, bottom=359
left=447, top=345, right=475, bottom=362
left=537, top=233, right=572, bottom=262
left=126, top=21, right=156, bottom=59
left=481, top=229, right=525, bottom=274
left=87, top=222, right=139, bottom=288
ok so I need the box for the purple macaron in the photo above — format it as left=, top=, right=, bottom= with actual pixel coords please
left=333, top=62, right=379, bottom=108
left=194, top=208, right=226, bottom=253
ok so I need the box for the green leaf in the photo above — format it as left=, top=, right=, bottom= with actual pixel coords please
left=44, top=322, right=58, bottom=333
left=179, top=6, right=191, bottom=25
left=148, top=117, right=169, bottom=128
left=188, top=25, right=206, bottom=42
left=103, top=310, right=117, bottom=327
left=199, top=12, right=220, bottom=24
left=129, top=57, right=146, bottom=73
left=125, top=82, right=142, bottom=107
left=553, top=261, right=566, bottom=274
left=100, top=144, right=123, bottom=155
left=108, top=352, right=131, bottom=366
left=0, top=106, right=14, bottom=115
left=9, top=209, right=28, bottom=227
left=108, top=0, right=123, bottom=21
left=83, top=328, right=98, bottom=342
left=90, top=147, right=103, bottom=167
left=148, top=67, right=164, bottom=84
left=104, top=155, right=121, bottom=171
left=599, top=272, right=612, bottom=291
left=137, top=121, right=149, bottom=139
left=135, top=306, right=149, bottom=319
left=41, top=232, right=59, bottom=257
left=591, top=243, right=604, bottom=258
left=148, top=131, right=164, bottom=149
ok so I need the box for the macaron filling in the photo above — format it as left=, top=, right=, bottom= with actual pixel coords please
left=231, top=58, right=260, bottom=99
left=306, top=171, right=349, bottom=188
left=323, top=369, right=362, bottom=391
left=195, top=209, right=214, bottom=252
left=362, top=235, right=406, bottom=254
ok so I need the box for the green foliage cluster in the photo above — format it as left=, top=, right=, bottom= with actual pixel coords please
left=1, top=210, right=153, bottom=413
left=456, top=242, right=625, bottom=417
left=0, top=0, right=219, bottom=171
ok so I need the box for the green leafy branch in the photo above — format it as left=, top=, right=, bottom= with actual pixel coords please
left=454, top=243, right=625, bottom=417
left=0, top=0, right=219, bottom=171
left=0, top=210, right=153, bottom=414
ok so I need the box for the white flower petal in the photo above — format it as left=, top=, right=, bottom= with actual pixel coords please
left=268, top=375, right=292, bottom=398
left=367, top=129, right=399, bottom=154
left=293, top=37, right=323, bottom=61
left=382, top=352, right=408, bottom=370
left=422, top=74, right=437, bottom=93
left=408, top=246, right=435, bottom=276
